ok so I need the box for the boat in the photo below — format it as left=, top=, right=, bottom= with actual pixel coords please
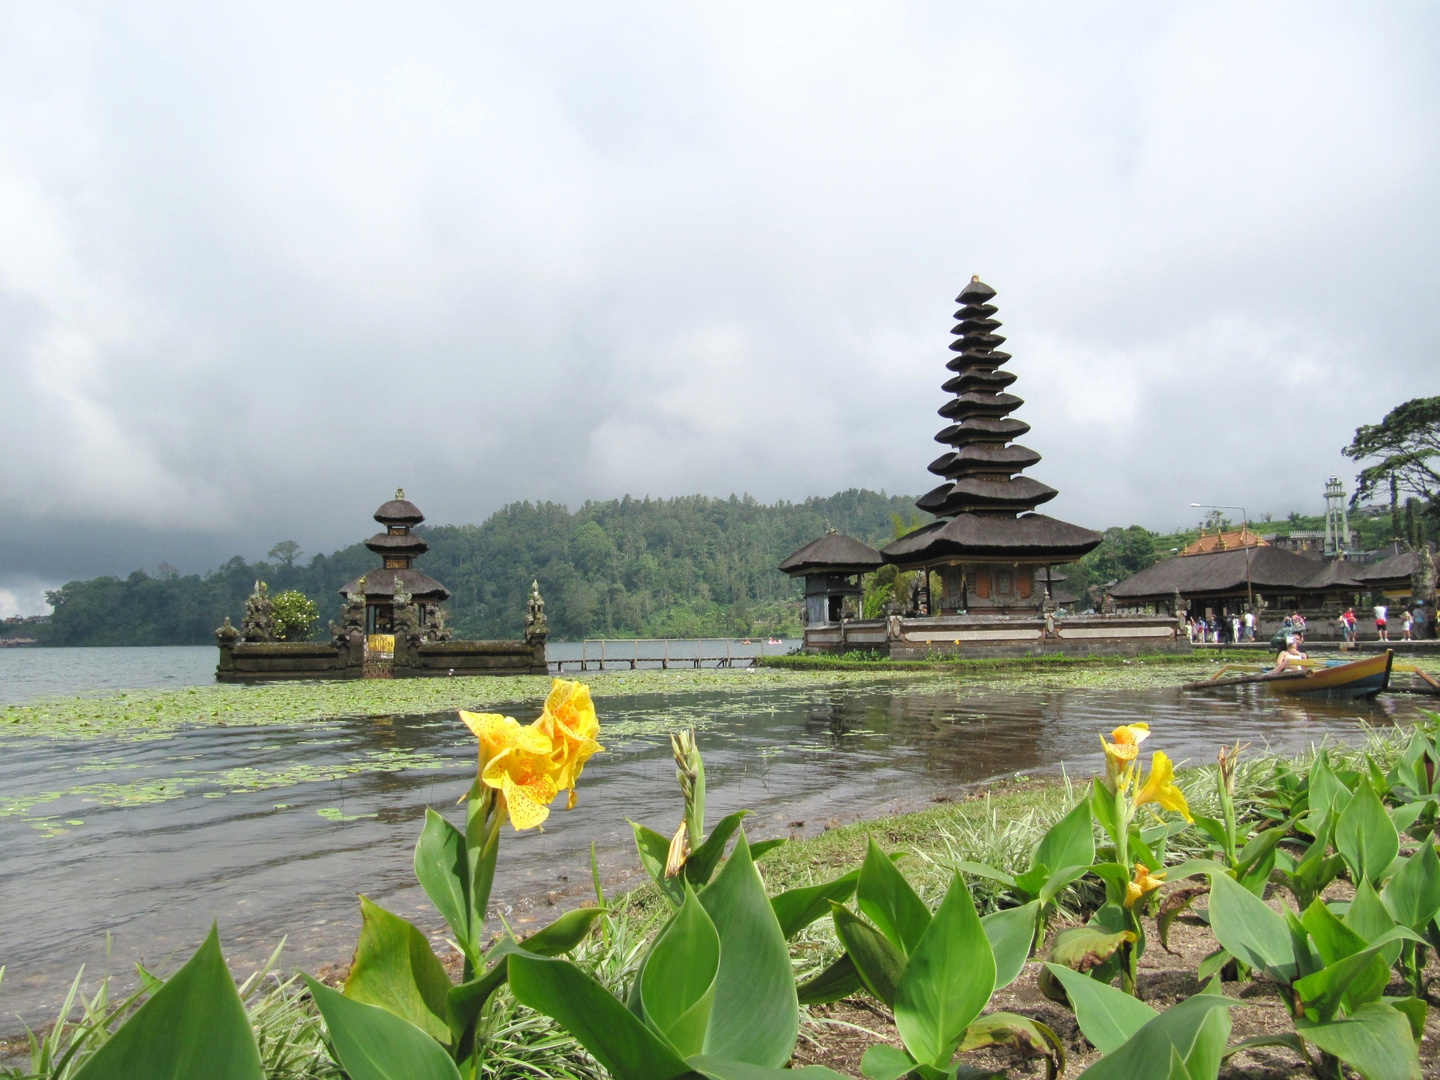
left=1184, top=650, right=1396, bottom=700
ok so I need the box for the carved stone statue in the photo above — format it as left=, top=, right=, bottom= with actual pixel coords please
left=214, top=616, right=240, bottom=645
left=330, top=577, right=367, bottom=646
left=392, top=578, right=423, bottom=649
left=425, top=605, right=454, bottom=643
left=524, top=579, right=549, bottom=644
left=240, top=580, right=276, bottom=642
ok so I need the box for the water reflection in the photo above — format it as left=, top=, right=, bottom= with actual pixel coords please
left=0, top=678, right=1425, bottom=1028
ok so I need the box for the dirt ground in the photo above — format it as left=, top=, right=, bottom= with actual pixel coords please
left=792, top=882, right=1440, bottom=1079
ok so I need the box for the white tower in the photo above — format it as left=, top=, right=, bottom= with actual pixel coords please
left=1324, top=476, right=1351, bottom=557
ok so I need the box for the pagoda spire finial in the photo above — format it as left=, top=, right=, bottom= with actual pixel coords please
left=396, top=487, right=405, bottom=500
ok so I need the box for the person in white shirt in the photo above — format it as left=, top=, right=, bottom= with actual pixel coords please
left=1242, top=610, right=1255, bottom=642
left=1374, top=603, right=1389, bottom=641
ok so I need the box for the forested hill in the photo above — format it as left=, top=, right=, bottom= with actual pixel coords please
left=37, top=490, right=921, bottom=645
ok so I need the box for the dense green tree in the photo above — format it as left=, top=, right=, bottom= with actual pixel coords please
left=37, top=489, right=919, bottom=645
left=1344, top=396, right=1440, bottom=506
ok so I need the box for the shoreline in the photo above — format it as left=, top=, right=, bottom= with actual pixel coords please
left=10, top=651, right=1426, bottom=740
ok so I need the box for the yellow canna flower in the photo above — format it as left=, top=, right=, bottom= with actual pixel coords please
left=1100, top=723, right=1150, bottom=789
left=1124, top=864, right=1166, bottom=908
left=537, top=679, right=604, bottom=798
left=459, top=710, right=560, bottom=830
left=1135, top=751, right=1193, bottom=821
left=458, top=683, right=605, bottom=830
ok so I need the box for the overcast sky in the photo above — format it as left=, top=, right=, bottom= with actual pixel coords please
left=2, top=3, right=1437, bottom=616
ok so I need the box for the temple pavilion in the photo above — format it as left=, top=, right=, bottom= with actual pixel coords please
left=339, top=489, right=450, bottom=634
left=780, top=278, right=1184, bottom=657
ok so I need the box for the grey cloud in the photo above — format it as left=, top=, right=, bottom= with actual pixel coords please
left=1, top=2, right=1437, bottom=613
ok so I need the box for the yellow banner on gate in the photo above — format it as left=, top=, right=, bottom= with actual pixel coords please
left=367, top=634, right=395, bottom=657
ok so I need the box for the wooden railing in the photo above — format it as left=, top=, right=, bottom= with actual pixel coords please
left=549, top=638, right=778, bottom=672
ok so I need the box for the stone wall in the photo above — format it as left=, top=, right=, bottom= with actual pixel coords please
left=216, top=636, right=546, bottom=681
left=803, top=614, right=1189, bottom=659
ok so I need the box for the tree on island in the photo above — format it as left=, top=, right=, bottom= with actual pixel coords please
left=272, top=590, right=319, bottom=641
left=268, top=540, right=303, bottom=569
left=1344, top=396, right=1440, bottom=543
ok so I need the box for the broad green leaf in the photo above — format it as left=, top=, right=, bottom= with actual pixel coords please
left=686, top=810, right=751, bottom=887
left=1308, top=753, right=1352, bottom=821
left=1295, top=928, right=1426, bottom=1019
left=1038, top=864, right=1093, bottom=904
left=1031, top=791, right=1097, bottom=880
left=1041, top=963, right=1157, bottom=1054
left=630, top=820, right=686, bottom=907
left=1047, top=925, right=1135, bottom=974
left=414, top=809, right=473, bottom=955
left=750, top=838, right=787, bottom=860
left=462, top=794, right=499, bottom=938
left=1090, top=781, right=1120, bottom=843
left=342, top=896, right=452, bottom=1046
left=698, top=830, right=798, bottom=1067
left=894, top=873, right=996, bottom=1069
left=1204, top=870, right=1297, bottom=983
left=1382, top=842, right=1440, bottom=930
left=952, top=860, right=1018, bottom=889
left=1302, top=898, right=1367, bottom=965
left=832, top=905, right=905, bottom=1007
left=771, top=870, right=859, bottom=940
left=71, top=925, right=262, bottom=1080
left=959, top=1012, right=1065, bottom=1076
left=796, top=953, right=863, bottom=1005
left=515, top=907, right=606, bottom=956
left=304, top=976, right=460, bottom=1080
left=981, top=900, right=1038, bottom=991
left=1336, top=780, right=1400, bottom=886
left=1347, top=878, right=1403, bottom=966
left=857, top=837, right=932, bottom=955
left=1236, top=826, right=1288, bottom=875
left=1186, top=988, right=1233, bottom=1080
left=445, top=961, right=507, bottom=1048
left=1297, top=1002, right=1421, bottom=1080
left=507, top=952, right=692, bottom=1080
left=688, top=1056, right=852, bottom=1080
left=1075, top=993, right=1244, bottom=1080
left=1190, top=814, right=1229, bottom=849
left=641, top=887, right=720, bottom=1058
left=859, top=1044, right=916, bottom=1080
left=1388, top=995, right=1428, bottom=1042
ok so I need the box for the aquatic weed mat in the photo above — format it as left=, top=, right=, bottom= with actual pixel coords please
left=0, top=666, right=937, bottom=741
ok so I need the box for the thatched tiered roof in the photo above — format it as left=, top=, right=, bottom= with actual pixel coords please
left=881, top=277, right=1101, bottom=568
left=778, top=533, right=884, bottom=576
left=340, top=489, right=450, bottom=604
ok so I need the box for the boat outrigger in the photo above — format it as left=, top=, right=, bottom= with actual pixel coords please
left=1183, top=650, right=1439, bottom=701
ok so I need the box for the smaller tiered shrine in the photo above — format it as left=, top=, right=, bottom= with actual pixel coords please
left=339, top=489, right=451, bottom=634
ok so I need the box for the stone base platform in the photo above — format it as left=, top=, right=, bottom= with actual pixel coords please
left=217, top=638, right=547, bottom=681
left=803, top=614, right=1190, bottom=659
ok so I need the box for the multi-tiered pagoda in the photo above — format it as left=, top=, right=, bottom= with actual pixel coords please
left=339, top=489, right=451, bottom=634
left=881, top=277, right=1101, bottom=612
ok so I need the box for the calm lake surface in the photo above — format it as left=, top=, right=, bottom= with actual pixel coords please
left=0, top=641, right=801, bottom=704
left=2, top=664, right=1431, bottom=1030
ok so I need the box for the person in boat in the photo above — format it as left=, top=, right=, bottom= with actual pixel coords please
left=1270, top=635, right=1308, bottom=675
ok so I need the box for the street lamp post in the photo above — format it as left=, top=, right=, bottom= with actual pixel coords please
left=1191, top=502, right=1253, bottom=614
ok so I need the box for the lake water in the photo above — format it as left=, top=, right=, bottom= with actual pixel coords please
left=0, top=640, right=802, bottom=704
left=0, top=657, right=1428, bottom=1031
